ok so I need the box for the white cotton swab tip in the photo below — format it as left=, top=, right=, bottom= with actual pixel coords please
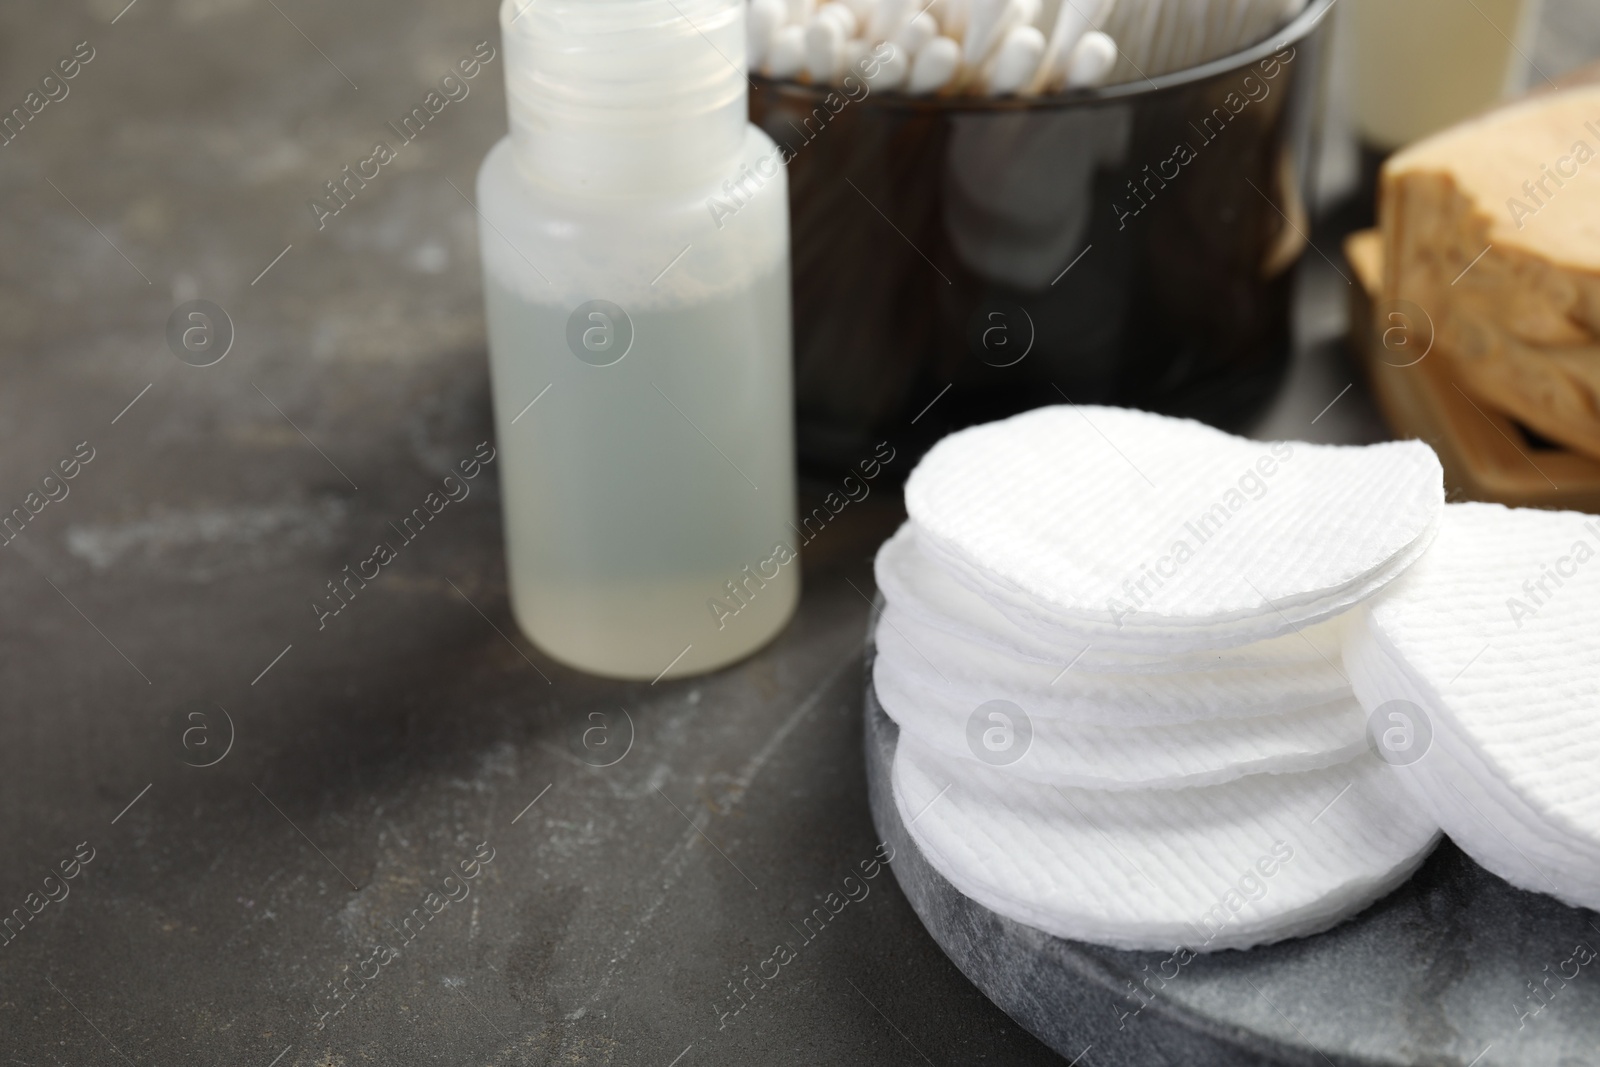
left=963, top=0, right=1021, bottom=66
left=865, top=41, right=911, bottom=88
left=842, top=36, right=872, bottom=79
left=893, top=10, right=939, bottom=55
left=1029, top=0, right=1108, bottom=91
left=814, top=1, right=859, bottom=35
left=867, top=0, right=913, bottom=43
left=1063, top=28, right=1116, bottom=88
left=985, top=24, right=1046, bottom=94
left=907, top=34, right=961, bottom=93
left=748, top=0, right=786, bottom=70
left=766, top=23, right=807, bottom=77
left=805, top=16, right=848, bottom=81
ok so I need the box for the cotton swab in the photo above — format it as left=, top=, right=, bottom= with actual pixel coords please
left=940, top=0, right=973, bottom=41
left=815, top=1, right=860, bottom=36
left=963, top=0, right=1038, bottom=68
left=804, top=12, right=849, bottom=81
left=894, top=10, right=939, bottom=55
left=1063, top=29, right=1116, bottom=86
left=984, top=24, right=1047, bottom=94
left=749, top=0, right=786, bottom=69
left=866, top=40, right=913, bottom=87
left=842, top=36, right=872, bottom=75
left=867, top=0, right=914, bottom=42
left=1027, top=0, right=1110, bottom=93
left=754, top=0, right=1310, bottom=95
left=907, top=34, right=962, bottom=92
left=767, top=23, right=807, bottom=76
left=962, top=0, right=1006, bottom=66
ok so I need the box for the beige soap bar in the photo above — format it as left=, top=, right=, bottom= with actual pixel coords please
left=1380, top=85, right=1600, bottom=459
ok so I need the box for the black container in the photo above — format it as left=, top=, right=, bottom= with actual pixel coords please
left=749, top=0, right=1336, bottom=473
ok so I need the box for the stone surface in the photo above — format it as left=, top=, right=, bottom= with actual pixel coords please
left=0, top=1, right=1595, bottom=1065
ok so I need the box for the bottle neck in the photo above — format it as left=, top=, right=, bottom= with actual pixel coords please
left=500, top=0, right=749, bottom=198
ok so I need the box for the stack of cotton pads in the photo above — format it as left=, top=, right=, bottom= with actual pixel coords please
left=1346, top=502, right=1600, bottom=914
left=878, top=406, right=1445, bottom=951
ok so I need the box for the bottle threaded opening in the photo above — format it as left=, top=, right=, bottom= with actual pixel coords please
left=501, top=0, right=749, bottom=195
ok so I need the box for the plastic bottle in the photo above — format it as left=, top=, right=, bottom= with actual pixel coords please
left=477, top=0, right=800, bottom=680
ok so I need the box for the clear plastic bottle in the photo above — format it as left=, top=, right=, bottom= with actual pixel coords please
left=477, top=0, right=799, bottom=680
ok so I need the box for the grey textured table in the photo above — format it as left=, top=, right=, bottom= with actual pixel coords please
left=0, top=3, right=1593, bottom=1066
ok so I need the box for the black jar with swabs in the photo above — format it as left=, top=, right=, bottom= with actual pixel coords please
left=751, top=0, right=1336, bottom=475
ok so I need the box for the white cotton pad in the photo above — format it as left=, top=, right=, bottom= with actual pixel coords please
left=1346, top=624, right=1600, bottom=897
left=874, top=651, right=1367, bottom=788
left=875, top=522, right=1348, bottom=674
left=892, top=733, right=1441, bottom=950
left=875, top=604, right=1351, bottom=725
left=904, top=406, right=1443, bottom=654
left=1345, top=502, right=1600, bottom=911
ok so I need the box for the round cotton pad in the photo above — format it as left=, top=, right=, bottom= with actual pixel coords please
left=875, top=605, right=1351, bottom=725
left=875, top=522, right=1349, bottom=674
left=904, top=406, right=1444, bottom=654
left=921, top=527, right=1435, bottom=654
left=874, top=650, right=1368, bottom=788
left=892, top=733, right=1441, bottom=951
left=1345, top=502, right=1600, bottom=910
left=1346, top=623, right=1600, bottom=898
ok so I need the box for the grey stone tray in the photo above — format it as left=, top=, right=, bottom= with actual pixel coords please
left=864, top=672, right=1600, bottom=1065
